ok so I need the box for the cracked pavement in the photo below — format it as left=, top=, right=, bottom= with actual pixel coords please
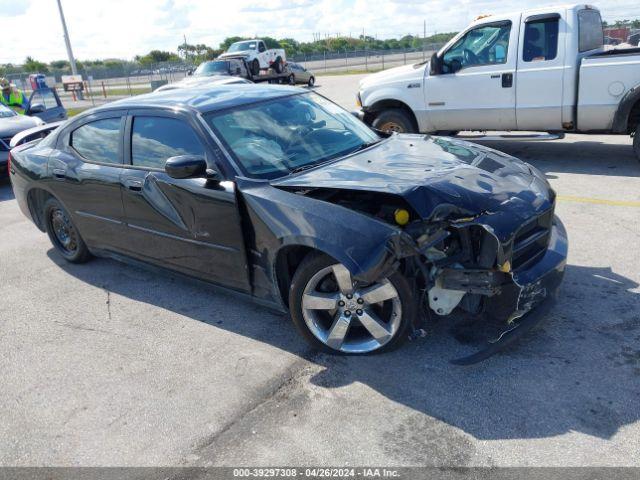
left=1, top=74, right=640, bottom=467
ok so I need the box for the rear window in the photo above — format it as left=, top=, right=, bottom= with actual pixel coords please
left=523, top=18, right=559, bottom=61
left=578, top=9, right=603, bottom=52
left=71, top=118, right=121, bottom=164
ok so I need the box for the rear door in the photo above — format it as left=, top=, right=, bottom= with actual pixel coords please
left=47, top=111, right=127, bottom=250
left=424, top=18, right=519, bottom=130
left=516, top=13, right=565, bottom=130
left=119, top=109, right=250, bottom=291
left=27, top=88, right=67, bottom=123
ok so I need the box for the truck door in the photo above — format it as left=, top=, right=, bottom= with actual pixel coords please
left=424, top=19, right=519, bottom=131
left=515, top=13, right=564, bottom=130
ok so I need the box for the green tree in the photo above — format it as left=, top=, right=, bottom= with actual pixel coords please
left=24, top=56, right=49, bottom=73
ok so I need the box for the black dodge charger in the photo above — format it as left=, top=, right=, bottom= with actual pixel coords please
left=8, top=85, right=567, bottom=362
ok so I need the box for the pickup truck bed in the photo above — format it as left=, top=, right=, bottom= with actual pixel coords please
left=579, top=48, right=640, bottom=132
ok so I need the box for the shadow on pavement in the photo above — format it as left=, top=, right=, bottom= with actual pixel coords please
left=477, top=138, right=640, bottom=177
left=48, top=248, right=640, bottom=442
left=0, top=178, right=14, bottom=202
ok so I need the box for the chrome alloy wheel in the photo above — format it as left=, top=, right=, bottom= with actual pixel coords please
left=301, top=263, right=402, bottom=353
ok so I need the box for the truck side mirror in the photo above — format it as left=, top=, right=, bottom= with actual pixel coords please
left=429, top=52, right=442, bottom=76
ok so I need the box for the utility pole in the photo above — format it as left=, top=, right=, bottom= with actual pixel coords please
left=55, top=0, right=83, bottom=99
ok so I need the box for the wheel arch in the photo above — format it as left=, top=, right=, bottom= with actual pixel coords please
left=26, top=187, right=55, bottom=232
left=612, top=84, right=640, bottom=134
left=364, top=98, right=419, bottom=131
left=272, top=238, right=367, bottom=307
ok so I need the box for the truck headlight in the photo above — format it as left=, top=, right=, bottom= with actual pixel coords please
left=356, top=92, right=362, bottom=107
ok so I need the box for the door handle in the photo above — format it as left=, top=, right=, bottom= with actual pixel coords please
left=52, top=168, right=67, bottom=180
left=123, top=178, right=143, bottom=192
left=501, top=73, right=513, bottom=88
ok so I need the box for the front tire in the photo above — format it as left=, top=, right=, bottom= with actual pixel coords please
left=308, top=76, right=315, bottom=87
left=289, top=253, right=415, bottom=354
left=288, top=74, right=295, bottom=85
left=371, top=109, right=417, bottom=134
left=44, top=198, right=91, bottom=263
left=633, top=124, right=640, bottom=162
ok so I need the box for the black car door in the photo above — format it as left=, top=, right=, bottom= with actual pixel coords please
left=119, top=109, right=250, bottom=292
left=47, top=110, right=127, bottom=250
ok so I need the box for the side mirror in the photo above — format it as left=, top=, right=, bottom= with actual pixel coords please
left=28, top=103, right=46, bottom=114
left=165, top=155, right=210, bottom=179
left=429, top=52, right=442, bottom=76
left=187, top=69, right=193, bottom=76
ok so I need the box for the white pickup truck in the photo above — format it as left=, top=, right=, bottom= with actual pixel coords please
left=218, top=39, right=287, bottom=76
left=357, top=4, right=640, bottom=160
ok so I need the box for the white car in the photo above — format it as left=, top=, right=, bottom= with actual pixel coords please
left=357, top=4, right=640, bottom=160
left=154, top=75, right=251, bottom=93
left=218, top=39, right=286, bottom=76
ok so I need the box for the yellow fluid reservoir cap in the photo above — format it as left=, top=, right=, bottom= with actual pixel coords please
left=394, top=208, right=410, bottom=226
left=499, top=261, right=511, bottom=273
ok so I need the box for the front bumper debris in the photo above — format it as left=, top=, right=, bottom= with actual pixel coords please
left=450, top=217, right=568, bottom=365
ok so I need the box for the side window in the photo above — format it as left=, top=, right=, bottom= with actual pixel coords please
left=523, top=18, right=559, bottom=62
left=131, top=116, right=205, bottom=169
left=258, top=42, right=266, bottom=53
left=30, top=90, right=59, bottom=110
left=578, top=9, right=604, bottom=52
left=71, top=118, right=122, bottom=164
left=442, top=22, right=511, bottom=73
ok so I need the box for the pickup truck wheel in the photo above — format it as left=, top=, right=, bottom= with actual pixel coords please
left=634, top=125, right=640, bottom=162
left=251, top=59, right=260, bottom=76
left=371, top=109, right=417, bottom=134
left=288, top=74, right=295, bottom=85
left=308, top=76, right=315, bottom=87
left=289, top=253, right=415, bottom=354
left=274, top=57, right=283, bottom=74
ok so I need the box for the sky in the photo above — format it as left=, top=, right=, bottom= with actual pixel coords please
left=2, top=0, right=640, bottom=64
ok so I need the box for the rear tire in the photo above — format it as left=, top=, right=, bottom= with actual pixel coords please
left=633, top=124, right=640, bottom=162
left=288, top=74, right=295, bottom=85
left=251, top=59, right=260, bottom=76
left=274, top=57, right=283, bottom=74
left=371, top=109, right=417, bottom=134
left=308, top=76, right=315, bottom=87
left=289, top=253, right=415, bottom=355
left=44, top=197, right=91, bottom=263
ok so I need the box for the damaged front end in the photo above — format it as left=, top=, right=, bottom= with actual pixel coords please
left=403, top=207, right=567, bottom=364
left=264, top=134, right=568, bottom=362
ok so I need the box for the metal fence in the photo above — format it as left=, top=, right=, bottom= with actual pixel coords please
left=2, top=44, right=444, bottom=108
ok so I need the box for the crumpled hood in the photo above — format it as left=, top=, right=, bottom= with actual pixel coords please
left=0, top=115, right=43, bottom=138
left=272, top=135, right=553, bottom=224
left=218, top=52, right=249, bottom=60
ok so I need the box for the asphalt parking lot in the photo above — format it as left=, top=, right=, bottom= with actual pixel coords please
left=1, top=74, right=640, bottom=467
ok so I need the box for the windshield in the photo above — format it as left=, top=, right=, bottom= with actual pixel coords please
left=194, top=61, right=229, bottom=76
left=0, top=103, right=16, bottom=118
left=228, top=41, right=256, bottom=53
left=205, top=92, right=379, bottom=179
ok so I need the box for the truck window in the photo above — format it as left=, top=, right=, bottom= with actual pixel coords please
left=258, top=42, right=266, bottom=53
left=523, top=18, right=559, bottom=62
left=442, top=22, right=511, bottom=73
left=578, top=9, right=603, bottom=52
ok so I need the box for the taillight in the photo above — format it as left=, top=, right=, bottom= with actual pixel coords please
left=7, top=151, right=11, bottom=174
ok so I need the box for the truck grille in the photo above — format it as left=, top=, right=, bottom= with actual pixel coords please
left=511, top=208, right=553, bottom=271
left=0, top=137, right=11, bottom=152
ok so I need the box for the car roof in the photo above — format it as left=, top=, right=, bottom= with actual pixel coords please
left=95, top=84, right=306, bottom=115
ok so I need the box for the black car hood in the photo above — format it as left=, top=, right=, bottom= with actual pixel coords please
left=272, top=135, right=552, bottom=224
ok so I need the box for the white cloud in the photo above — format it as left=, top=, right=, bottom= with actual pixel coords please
left=2, top=0, right=639, bottom=64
